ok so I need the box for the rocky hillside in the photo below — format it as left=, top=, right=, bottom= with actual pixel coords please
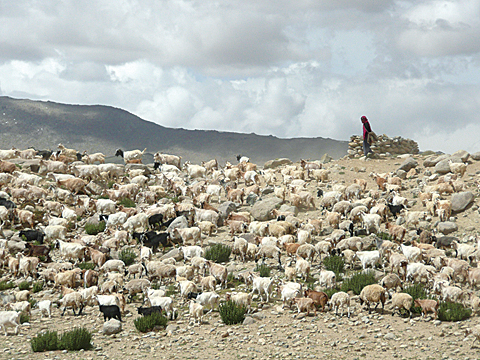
left=1, top=148, right=480, bottom=359
left=0, top=96, right=348, bottom=165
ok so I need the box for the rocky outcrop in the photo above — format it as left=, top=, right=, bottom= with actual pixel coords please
left=347, top=135, right=419, bottom=158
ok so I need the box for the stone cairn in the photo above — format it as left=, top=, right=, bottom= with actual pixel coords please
left=347, top=134, right=419, bottom=158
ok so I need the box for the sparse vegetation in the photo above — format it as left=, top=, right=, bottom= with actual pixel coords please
left=118, top=198, right=136, bottom=208
left=134, top=312, right=168, bottom=333
left=219, top=300, right=246, bottom=325
left=340, top=270, right=376, bottom=295
left=323, top=256, right=345, bottom=277
left=32, top=281, right=44, bottom=293
left=78, top=262, right=95, bottom=271
left=84, top=221, right=105, bottom=235
left=0, top=280, right=16, bottom=291
left=205, top=243, right=231, bottom=263
left=18, top=281, right=30, bottom=291
left=254, top=264, right=271, bottom=277
left=119, top=248, right=137, bottom=267
left=438, top=302, right=471, bottom=322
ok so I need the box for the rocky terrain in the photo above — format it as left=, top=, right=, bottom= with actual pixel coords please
left=1, top=148, right=480, bottom=360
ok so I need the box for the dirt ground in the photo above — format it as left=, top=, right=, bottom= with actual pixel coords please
left=2, top=153, right=480, bottom=360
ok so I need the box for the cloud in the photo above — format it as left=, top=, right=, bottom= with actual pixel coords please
left=0, top=0, right=480, bottom=155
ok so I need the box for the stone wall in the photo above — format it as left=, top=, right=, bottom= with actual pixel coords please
left=348, top=134, right=419, bottom=158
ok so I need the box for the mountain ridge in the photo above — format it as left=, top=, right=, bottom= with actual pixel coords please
left=0, top=96, right=348, bottom=164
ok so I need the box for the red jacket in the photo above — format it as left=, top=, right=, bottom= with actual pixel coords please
left=362, top=120, right=372, bottom=140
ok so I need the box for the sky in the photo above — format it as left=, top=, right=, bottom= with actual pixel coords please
left=1, top=0, right=480, bottom=154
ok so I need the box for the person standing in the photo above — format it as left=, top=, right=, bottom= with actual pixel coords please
left=361, top=115, right=373, bottom=157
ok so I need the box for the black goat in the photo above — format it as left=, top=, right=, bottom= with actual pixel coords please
left=137, top=306, right=163, bottom=316
left=160, top=217, right=176, bottom=230
left=132, top=232, right=144, bottom=244
left=387, top=203, right=405, bottom=219
left=19, top=229, right=45, bottom=244
left=99, top=214, right=109, bottom=223
left=99, top=304, right=122, bottom=322
left=0, top=197, right=16, bottom=209
left=276, top=215, right=286, bottom=221
left=186, top=292, right=199, bottom=300
left=141, top=231, right=173, bottom=253
left=148, top=213, right=164, bottom=230
left=317, top=189, right=324, bottom=198
left=36, top=149, right=53, bottom=160
left=153, top=162, right=161, bottom=171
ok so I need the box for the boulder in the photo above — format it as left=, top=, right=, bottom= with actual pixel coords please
left=7, top=239, right=26, bottom=254
left=396, top=169, right=407, bottom=179
left=103, top=319, right=122, bottom=335
left=437, top=222, right=458, bottom=235
left=451, top=191, right=475, bottom=213
left=423, top=154, right=448, bottom=167
left=160, top=248, right=183, bottom=262
left=434, top=159, right=451, bottom=174
left=250, top=197, right=283, bottom=221
left=471, top=152, right=480, bottom=161
left=451, top=150, right=470, bottom=162
left=263, top=158, right=292, bottom=169
left=278, top=204, right=298, bottom=216
left=321, top=153, right=333, bottom=164
left=398, top=157, right=417, bottom=172
left=217, top=202, right=237, bottom=225
left=243, top=316, right=256, bottom=325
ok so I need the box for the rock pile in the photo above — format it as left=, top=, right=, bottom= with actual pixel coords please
left=347, top=135, right=419, bottom=158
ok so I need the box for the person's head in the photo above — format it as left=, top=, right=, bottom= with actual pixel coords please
left=361, top=115, right=368, bottom=123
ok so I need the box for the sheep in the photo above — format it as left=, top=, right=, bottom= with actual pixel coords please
left=172, top=227, right=202, bottom=246
left=400, top=244, right=422, bottom=263
left=123, top=279, right=151, bottom=302
left=255, top=245, right=282, bottom=268
left=115, top=148, right=147, bottom=163
left=55, top=240, right=86, bottom=264
left=198, top=275, right=216, bottom=292
left=386, top=222, right=406, bottom=243
left=100, top=259, right=126, bottom=275
left=318, top=269, right=336, bottom=289
left=355, top=250, right=382, bottom=270
left=380, top=274, right=403, bottom=292
left=57, top=178, right=87, bottom=195
left=249, top=221, right=270, bottom=237
left=189, top=300, right=204, bottom=325
left=178, top=280, right=197, bottom=301
left=328, top=291, right=351, bottom=318
left=359, top=284, right=387, bottom=314
left=232, top=236, right=248, bottom=262
left=181, top=246, right=204, bottom=261
left=205, top=261, right=228, bottom=289
left=195, top=291, right=220, bottom=313
left=122, top=213, right=148, bottom=233
left=37, top=300, right=52, bottom=318
left=250, top=275, right=274, bottom=303
left=414, top=299, right=439, bottom=319
left=294, top=297, right=317, bottom=316
left=304, top=289, right=329, bottom=312
left=359, top=212, right=381, bottom=234
left=296, top=243, right=316, bottom=263
left=278, top=284, right=301, bottom=309
left=391, top=292, right=413, bottom=318
left=6, top=301, right=31, bottom=316
left=154, top=152, right=182, bottom=169
left=295, top=257, right=311, bottom=281
left=0, top=311, right=21, bottom=336
left=449, top=160, right=467, bottom=177
left=60, top=291, right=85, bottom=316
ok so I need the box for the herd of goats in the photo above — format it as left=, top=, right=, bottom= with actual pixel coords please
left=0, top=144, right=480, bottom=346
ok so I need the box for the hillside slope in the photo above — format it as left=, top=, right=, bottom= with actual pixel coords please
left=0, top=96, right=348, bottom=164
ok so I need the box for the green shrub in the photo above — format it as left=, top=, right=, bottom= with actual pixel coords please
left=166, top=284, right=176, bottom=297
left=32, top=281, right=44, bottom=294
left=107, top=180, right=115, bottom=189
left=119, top=248, right=137, bottom=267
left=219, top=300, right=246, bottom=325
left=254, top=264, right=271, bottom=277
left=377, top=232, right=391, bottom=241
left=205, top=243, right=231, bottom=263
left=402, top=283, right=428, bottom=314
left=58, top=327, right=93, bottom=351
left=31, top=331, right=59, bottom=352
left=134, top=312, right=168, bottom=333
left=78, top=262, right=95, bottom=271
left=18, top=281, right=30, bottom=291
left=20, top=313, right=30, bottom=324
left=324, top=287, right=341, bottom=299
left=0, top=280, right=15, bottom=291
left=438, top=302, right=472, bottom=322
left=323, top=256, right=345, bottom=277
left=340, top=270, right=376, bottom=295
left=118, top=198, right=136, bottom=208
left=84, top=221, right=106, bottom=235
left=28, top=298, right=37, bottom=309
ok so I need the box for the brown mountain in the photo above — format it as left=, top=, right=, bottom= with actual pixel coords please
left=0, top=96, right=348, bottom=165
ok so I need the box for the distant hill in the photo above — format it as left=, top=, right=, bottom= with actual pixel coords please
left=0, top=96, right=348, bottom=165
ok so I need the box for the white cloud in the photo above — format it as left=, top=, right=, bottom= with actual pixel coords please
left=0, top=0, right=479, bottom=154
